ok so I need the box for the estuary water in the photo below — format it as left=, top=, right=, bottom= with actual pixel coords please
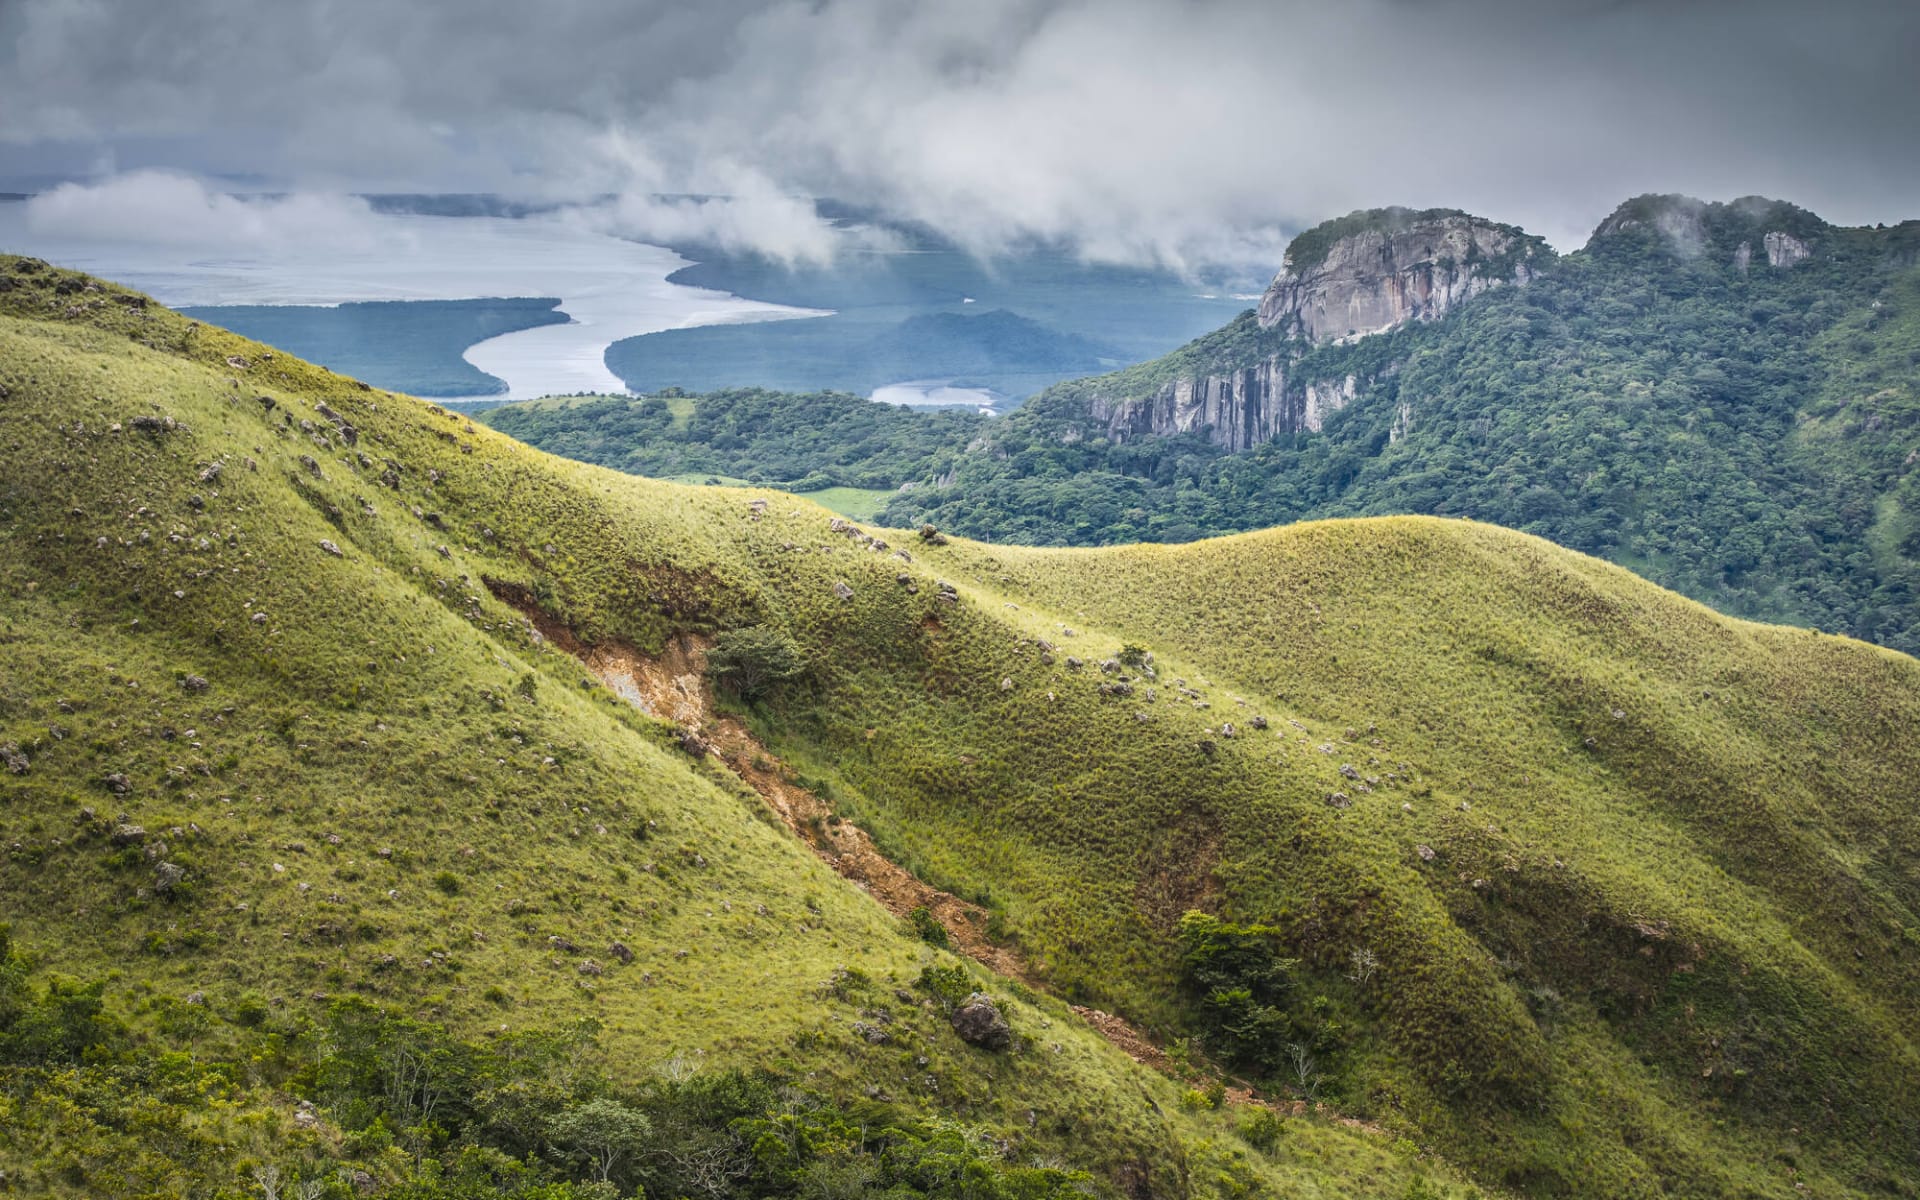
left=0, top=203, right=825, bottom=402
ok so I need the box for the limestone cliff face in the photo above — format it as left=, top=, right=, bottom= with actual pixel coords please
left=1080, top=209, right=1538, bottom=451
left=1256, top=211, right=1545, bottom=343
left=1764, top=230, right=1811, bottom=268
left=1084, top=360, right=1361, bottom=453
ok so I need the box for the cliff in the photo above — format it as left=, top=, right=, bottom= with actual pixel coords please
left=1073, top=209, right=1544, bottom=450
left=1081, top=355, right=1364, bottom=452
left=1256, top=208, right=1550, bottom=343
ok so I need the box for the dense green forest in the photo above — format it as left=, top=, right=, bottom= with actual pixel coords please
left=485, top=198, right=1920, bottom=654
left=480, top=388, right=983, bottom=493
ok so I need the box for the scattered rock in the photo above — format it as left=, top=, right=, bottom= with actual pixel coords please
left=676, top=727, right=712, bottom=757
left=226, top=355, right=251, bottom=370
left=0, top=744, right=26, bottom=775
left=831, top=580, right=854, bottom=601
left=181, top=674, right=209, bottom=693
left=111, top=823, right=147, bottom=845
left=153, top=861, right=185, bottom=894
left=918, top=524, right=949, bottom=546
left=314, top=402, right=358, bottom=445
left=577, top=959, right=604, bottom=977
left=608, top=941, right=634, bottom=964
left=950, top=993, right=1012, bottom=1050
left=129, top=414, right=176, bottom=435
left=104, top=772, right=131, bottom=795
left=1250, top=715, right=1269, bottom=730
left=317, top=539, right=343, bottom=558
left=184, top=991, right=205, bottom=1005
left=1415, top=844, right=1436, bottom=862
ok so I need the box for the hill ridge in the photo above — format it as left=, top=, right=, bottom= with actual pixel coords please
left=5, top=253, right=1920, bottom=1197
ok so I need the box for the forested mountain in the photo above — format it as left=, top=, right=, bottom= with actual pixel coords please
left=485, top=196, right=1920, bottom=654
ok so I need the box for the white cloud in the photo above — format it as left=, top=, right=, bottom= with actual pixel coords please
left=26, top=171, right=386, bottom=251
left=4, top=1, right=1918, bottom=266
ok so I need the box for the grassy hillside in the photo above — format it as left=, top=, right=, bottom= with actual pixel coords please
left=4, top=257, right=1920, bottom=1198
left=0, top=258, right=1457, bottom=1199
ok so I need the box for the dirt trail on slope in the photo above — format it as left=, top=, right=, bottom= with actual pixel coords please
left=492, top=587, right=1380, bottom=1124
left=495, top=596, right=1029, bottom=980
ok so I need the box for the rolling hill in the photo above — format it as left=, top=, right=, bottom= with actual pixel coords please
left=3, top=256, right=1920, bottom=1199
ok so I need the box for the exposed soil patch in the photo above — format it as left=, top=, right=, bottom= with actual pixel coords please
left=493, top=586, right=1027, bottom=979
left=488, top=584, right=1374, bottom=1129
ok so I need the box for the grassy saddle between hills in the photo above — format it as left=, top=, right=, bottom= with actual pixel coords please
left=1, top=256, right=1919, bottom=1200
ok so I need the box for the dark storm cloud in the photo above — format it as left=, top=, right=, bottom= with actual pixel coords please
left=4, top=0, right=1917, bottom=263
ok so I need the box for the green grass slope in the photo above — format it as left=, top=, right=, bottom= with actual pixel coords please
left=4, top=257, right=1920, bottom=1199
left=0, top=259, right=1464, bottom=1199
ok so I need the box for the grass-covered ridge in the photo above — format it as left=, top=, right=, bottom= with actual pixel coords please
left=4, top=257, right=1920, bottom=1198
left=0, top=257, right=1461, bottom=1198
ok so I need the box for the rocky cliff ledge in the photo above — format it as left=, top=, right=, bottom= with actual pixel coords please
left=1256, top=208, right=1549, bottom=343
left=1083, top=358, right=1365, bottom=452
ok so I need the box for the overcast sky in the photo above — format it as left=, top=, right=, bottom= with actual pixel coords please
left=3, top=0, right=1917, bottom=265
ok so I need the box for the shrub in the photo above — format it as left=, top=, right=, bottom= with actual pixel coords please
left=1237, top=1107, right=1285, bottom=1152
left=231, top=991, right=271, bottom=1028
left=433, top=871, right=462, bottom=895
left=916, top=963, right=973, bottom=1013
left=706, top=626, right=808, bottom=700
left=905, top=905, right=949, bottom=947
left=1176, top=910, right=1298, bottom=1072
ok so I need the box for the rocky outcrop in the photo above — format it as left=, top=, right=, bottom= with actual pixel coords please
left=950, top=993, right=1012, bottom=1050
left=1257, top=210, right=1546, bottom=343
left=1083, top=361, right=1364, bottom=453
left=1764, top=230, right=1810, bottom=268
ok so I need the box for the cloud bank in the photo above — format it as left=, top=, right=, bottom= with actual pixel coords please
left=26, top=172, right=384, bottom=251
left=4, top=0, right=1918, bottom=264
